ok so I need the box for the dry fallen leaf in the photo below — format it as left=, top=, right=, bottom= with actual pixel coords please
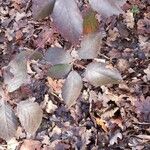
left=52, top=0, right=83, bottom=44
left=44, top=47, right=73, bottom=65
left=96, top=118, right=109, bottom=132
left=109, top=132, right=122, bottom=145
left=35, top=27, right=53, bottom=48
left=89, top=0, right=126, bottom=17
left=20, top=139, right=42, bottom=150
left=78, top=32, right=102, bottom=59
left=32, top=0, right=56, bottom=20
left=85, top=62, right=122, bottom=87
left=3, top=51, right=30, bottom=92
left=0, top=100, right=18, bottom=141
left=135, top=96, right=150, bottom=123
left=17, top=100, right=43, bottom=134
left=7, top=138, right=19, bottom=150
left=42, top=94, right=58, bottom=114
left=62, top=71, right=83, bottom=108
left=144, top=64, right=150, bottom=81
left=47, top=77, right=64, bottom=94
left=124, top=10, right=135, bottom=29
left=79, top=127, right=92, bottom=146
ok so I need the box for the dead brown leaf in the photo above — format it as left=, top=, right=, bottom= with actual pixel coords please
left=47, top=77, right=64, bottom=94
left=96, top=118, right=109, bottom=133
left=20, top=139, right=42, bottom=150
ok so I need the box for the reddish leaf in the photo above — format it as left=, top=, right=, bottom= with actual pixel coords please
left=83, top=9, right=99, bottom=34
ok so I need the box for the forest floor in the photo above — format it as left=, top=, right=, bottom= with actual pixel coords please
left=0, top=0, right=150, bottom=150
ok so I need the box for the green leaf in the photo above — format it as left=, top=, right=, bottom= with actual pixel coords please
left=47, top=64, right=72, bottom=79
left=131, top=5, right=140, bottom=15
left=83, top=9, right=99, bottom=34
left=29, top=51, right=43, bottom=61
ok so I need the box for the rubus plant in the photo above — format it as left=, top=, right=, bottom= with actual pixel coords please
left=0, top=0, right=126, bottom=142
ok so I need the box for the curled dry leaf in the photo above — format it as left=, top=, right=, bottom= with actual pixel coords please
left=45, top=99, right=58, bottom=114
left=35, top=27, right=54, bottom=49
left=124, top=10, right=135, bottom=29
left=79, top=127, right=93, bottom=146
left=96, top=118, right=109, bottom=132
left=52, top=0, right=83, bottom=44
left=84, top=62, right=122, bottom=87
left=0, top=100, right=18, bottom=141
left=109, top=132, right=122, bottom=145
left=135, top=97, right=150, bottom=123
left=47, top=77, right=64, bottom=94
left=7, top=138, right=19, bottom=150
left=3, top=51, right=30, bottom=93
left=32, top=0, right=56, bottom=20
left=17, top=100, right=43, bottom=134
left=62, top=71, right=82, bottom=108
left=89, top=0, right=126, bottom=17
left=144, top=64, right=150, bottom=81
left=44, top=47, right=73, bottom=65
left=78, top=32, right=102, bottom=59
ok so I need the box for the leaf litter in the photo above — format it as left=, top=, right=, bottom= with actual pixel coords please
left=0, top=0, right=150, bottom=149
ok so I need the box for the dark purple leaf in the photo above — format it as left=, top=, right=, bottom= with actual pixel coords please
left=52, top=0, right=83, bottom=44
left=32, top=0, right=56, bottom=20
